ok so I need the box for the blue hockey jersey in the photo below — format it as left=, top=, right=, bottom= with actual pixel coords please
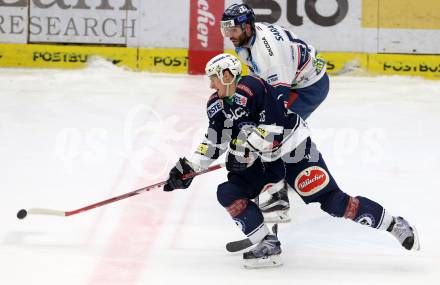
left=190, top=75, right=311, bottom=170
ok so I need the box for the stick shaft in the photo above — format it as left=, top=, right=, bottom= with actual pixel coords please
left=65, top=180, right=166, bottom=216
left=28, top=163, right=225, bottom=217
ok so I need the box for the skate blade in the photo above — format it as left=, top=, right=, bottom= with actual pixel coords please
left=411, top=226, right=421, bottom=251
left=264, top=216, right=291, bottom=223
left=263, top=210, right=291, bottom=223
left=243, top=254, right=283, bottom=269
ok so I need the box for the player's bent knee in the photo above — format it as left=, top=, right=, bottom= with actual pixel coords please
left=217, top=182, right=244, bottom=207
left=226, top=199, right=249, bottom=217
left=216, top=182, right=229, bottom=207
left=319, top=189, right=350, bottom=218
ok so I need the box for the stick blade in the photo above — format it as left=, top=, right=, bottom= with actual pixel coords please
left=27, top=208, right=66, bottom=217
left=226, top=238, right=253, bottom=252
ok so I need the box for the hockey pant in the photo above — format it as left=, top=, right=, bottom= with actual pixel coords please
left=217, top=149, right=392, bottom=244
left=286, top=73, right=329, bottom=120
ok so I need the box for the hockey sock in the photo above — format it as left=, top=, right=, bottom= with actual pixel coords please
left=345, top=196, right=393, bottom=230
left=319, top=190, right=393, bottom=230
left=227, top=199, right=269, bottom=244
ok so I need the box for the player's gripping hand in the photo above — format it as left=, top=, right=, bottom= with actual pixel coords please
left=226, top=141, right=256, bottom=172
left=164, top=157, right=195, bottom=191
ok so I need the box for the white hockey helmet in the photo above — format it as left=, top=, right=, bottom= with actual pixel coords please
left=205, top=53, right=242, bottom=85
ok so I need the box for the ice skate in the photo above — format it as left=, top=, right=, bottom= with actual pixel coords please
left=388, top=216, right=420, bottom=251
left=243, top=235, right=283, bottom=269
left=260, top=187, right=291, bottom=223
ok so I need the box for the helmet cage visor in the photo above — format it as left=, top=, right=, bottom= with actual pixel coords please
left=220, top=12, right=250, bottom=37
left=221, top=21, right=245, bottom=37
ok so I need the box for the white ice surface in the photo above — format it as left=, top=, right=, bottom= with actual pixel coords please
left=1, top=60, right=439, bottom=285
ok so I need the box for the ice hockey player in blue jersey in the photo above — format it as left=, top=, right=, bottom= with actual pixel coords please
left=220, top=4, right=330, bottom=222
left=163, top=53, right=420, bottom=269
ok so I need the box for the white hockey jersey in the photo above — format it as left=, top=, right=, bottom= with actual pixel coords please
left=235, top=23, right=326, bottom=89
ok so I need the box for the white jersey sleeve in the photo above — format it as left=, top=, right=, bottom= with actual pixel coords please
left=236, top=23, right=326, bottom=89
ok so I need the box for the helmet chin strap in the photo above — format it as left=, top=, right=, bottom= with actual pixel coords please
left=221, top=75, right=236, bottom=97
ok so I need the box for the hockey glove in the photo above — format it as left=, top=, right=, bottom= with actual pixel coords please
left=226, top=141, right=257, bottom=172
left=164, top=157, right=195, bottom=192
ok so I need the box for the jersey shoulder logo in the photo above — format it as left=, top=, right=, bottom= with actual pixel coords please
left=266, top=25, right=284, bottom=41
left=234, top=93, right=248, bottom=107
left=236, top=83, right=254, bottom=97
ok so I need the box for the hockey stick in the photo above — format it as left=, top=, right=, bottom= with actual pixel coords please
left=17, top=163, right=225, bottom=220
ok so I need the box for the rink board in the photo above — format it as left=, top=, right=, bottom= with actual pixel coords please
left=0, top=43, right=138, bottom=70
left=0, top=43, right=439, bottom=79
left=368, top=54, right=440, bottom=79
left=0, top=43, right=188, bottom=73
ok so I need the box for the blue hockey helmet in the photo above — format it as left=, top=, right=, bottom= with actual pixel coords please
left=221, top=4, right=255, bottom=37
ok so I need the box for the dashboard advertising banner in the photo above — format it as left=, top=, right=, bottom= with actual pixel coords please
left=188, top=0, right=224, bottom=74
left=224, top=0, right=377, bottom=53
left=0, top=4, right=28, bottom=43
left=230, top=0, right=440, bottom=54
left=26, top=0, right=140, bottom=45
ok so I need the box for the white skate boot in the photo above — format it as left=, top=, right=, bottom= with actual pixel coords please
left=260, top=186, right=291, bottom=223
left=243, top=234, right=283, bottom=269
left=387, top=216, right=420, bottom=251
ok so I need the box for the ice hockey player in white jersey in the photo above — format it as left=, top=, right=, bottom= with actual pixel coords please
left=163, top=53, right=420, bottom=269
left=221, top=3, right=330, bottom=223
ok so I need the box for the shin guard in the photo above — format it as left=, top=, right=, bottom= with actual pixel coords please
left=320, top=190, right=392, bottom=229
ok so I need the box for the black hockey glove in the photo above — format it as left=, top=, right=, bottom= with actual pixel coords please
left=226, top=141, right=256, bottom=172
left=163, top=157, right=195, bottom=192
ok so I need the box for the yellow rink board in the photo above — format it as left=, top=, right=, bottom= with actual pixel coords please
left=324, top=53, right=440, bottom=80
left=320, top=52, right=368, bottom=75
left=1, top=44, right=439, bottom=79
left=0, top=44, right=189, bottom=73
left=138, top=48, right=188, bottom=73
left=369, top=54, right=440, bottom=80
left=0, top=43, right=138, bottom=70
